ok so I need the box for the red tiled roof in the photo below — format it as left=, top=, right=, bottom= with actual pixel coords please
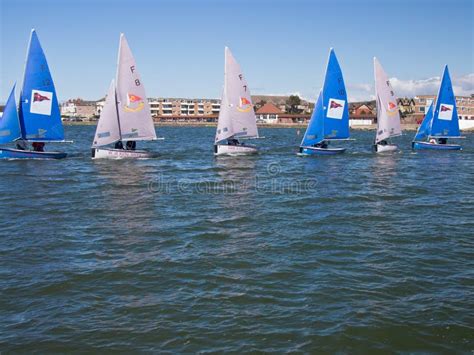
left=256, top=103, right=283, bottom=114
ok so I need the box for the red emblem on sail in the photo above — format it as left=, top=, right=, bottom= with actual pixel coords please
left=440, top=105, right=451, bottom=112
left=240, top=97, right=251, bottom=106
left=388, top=102, right=397, bottom=110
left=330, top=100, right=342, bottom=109
left=128, top=94, right=142, bottom=103
left=34, top=92, right=50, bottom=102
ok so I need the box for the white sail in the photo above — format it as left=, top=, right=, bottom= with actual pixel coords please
left=215, top=47, right=258, bottom=143
left=374, top=57, right=402, bottom=143
left=92, top=80, right=121, bottom=147
left=116, top=33, right=156, bottom=141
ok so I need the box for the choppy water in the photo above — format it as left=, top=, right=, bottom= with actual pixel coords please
left=1, top=126, right=473, bottom=353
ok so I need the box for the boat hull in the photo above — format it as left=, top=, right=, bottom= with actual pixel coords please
left=214, top=144, right=257, bottom=156
left=412, top=141, right=462, bottom=151
left=91, top=148, right=158, bottom=159
left=374, top=144, right=398, bottom=153
left=0, top=148, right=67, bottom=160
left=298, top=146, right=346, bottom=156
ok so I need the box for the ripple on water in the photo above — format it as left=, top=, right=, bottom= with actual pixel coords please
left=0, top=127, right=473, bottom=352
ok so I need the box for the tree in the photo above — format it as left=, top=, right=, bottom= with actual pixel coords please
left=286, top=95, right=302, bottom=113
left=256, top=99, right=267, bottom=110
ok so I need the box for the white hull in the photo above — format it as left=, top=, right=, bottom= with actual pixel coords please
left=92, top=148, right=158, bottom=159
left=375, top=144, right=398, bottom=153
left=214, top=144, right=257, bottom=156
left=459, top=119, right=474, bottom=130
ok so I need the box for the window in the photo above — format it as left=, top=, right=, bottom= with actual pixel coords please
left=420, top=106, right=425, bottom=113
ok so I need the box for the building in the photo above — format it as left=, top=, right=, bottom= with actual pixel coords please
left=278, top=114, right=310, bottom=124
left=256, top=103, right=282, bottom=123
left=413, top=94, right=474, bottom=128
left=252, top=95, right=312, bottom=114
left=147, top=98, right=221, bottom=117
left=349, top=102, right=376, bottom=125
left=61, top=99, right=98, bottom=120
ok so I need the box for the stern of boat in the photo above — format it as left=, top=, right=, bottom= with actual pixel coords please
left=214, top=144, right=258, bottom=156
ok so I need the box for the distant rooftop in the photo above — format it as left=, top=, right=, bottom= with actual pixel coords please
left=256, top=103, right=283, bottom=114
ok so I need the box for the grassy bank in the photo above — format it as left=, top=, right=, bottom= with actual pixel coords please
left=63, top=121, right=474, bottom=132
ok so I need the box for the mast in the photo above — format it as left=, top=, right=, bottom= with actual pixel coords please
left=113, top=84, right=122, bottom=140
left=222, top=46, right=230, bottom=138
left=374, top=57, right=379, bottom=137
left=429, top=66, right=444, bottom=138
left=18, top=29, right=35, bottom=139
left=114, top=35, right=123, bottom=140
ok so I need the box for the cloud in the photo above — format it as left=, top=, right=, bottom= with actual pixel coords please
left=346, top=73, right=473, bottom=102
left=390, top=77, right=440, bottom=97
left=346, top=83, right=375, bottom=102
left=251, top=74, right=473, bottom=104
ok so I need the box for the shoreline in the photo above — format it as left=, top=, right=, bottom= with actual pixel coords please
left=63, top=121, right=423, bottom=131
left=63, top=121, right=474, bottom=132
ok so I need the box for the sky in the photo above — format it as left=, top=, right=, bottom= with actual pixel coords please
left=1, top=0, right=473, bottom=103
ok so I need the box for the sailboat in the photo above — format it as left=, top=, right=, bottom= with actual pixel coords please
left=0, top=30, right=67, bottom=159
left=373, top=57, right=402, bottom=152
left=214, top=47, right=259, bottom=156
left=91, top=33, right=158, bottom=159
left=299, top=48, right=350, bottom=156
left=412, top=65, right=462, bottom=150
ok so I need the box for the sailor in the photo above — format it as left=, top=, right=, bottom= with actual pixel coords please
left=32, top=142, right=45, bottom=152
left=126, top=141, right=136, bottom=150
left=379, top=140, right=387, bottom=146
left=315, top=141, right=328, bottom=149
left=429, top=138, right=437, bottom=144
left=16, top=140, right=27, bottom=150
left=115, top=141, right=124, bottom=149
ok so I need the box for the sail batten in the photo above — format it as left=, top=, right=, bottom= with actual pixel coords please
left=301, top=90, right=324, bottom=146
left=414, top=103, right=434, bottom=142
left=413, top=65, right=460, bottom=142
left=374, top=58, right=402, bottom=143
left=301, top=48, right=349, bottom=146
left=215, top=47, right=258, bottom=143
left=429, top=65, right=460, bottom=137
left=115, top=34, right=157, bottom=141
left=92, top=81, right=121, bottom=147
left=19, top=30, right=64, bottom=141
left=0, top=85, right=22, bottom=144
left=322, top=49, right=349, bottom=140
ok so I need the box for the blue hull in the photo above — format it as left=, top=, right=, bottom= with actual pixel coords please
left=298, top=146, right=346, bottom=156
left=0, top=148, right=67, bottom=159
left=412, top=141, right=461, bottom=151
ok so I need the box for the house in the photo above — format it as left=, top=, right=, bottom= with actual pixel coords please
left=349, top=102, right=376, bottom=125
left=61, top=98, right=97, bottom=120
left=256, top=103, right=282, bottom=123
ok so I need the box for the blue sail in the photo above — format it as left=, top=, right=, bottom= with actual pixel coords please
left=322, top=49, right=349, bottom=139
left=19, top=29, right=64, bottom=141
left=0, top=84, right=22, bottom=144
left=301, top=90, right=324, bottom=146
left=414, top=102, right=433, bottom=141
left=430, top=65, right=460, bottom=138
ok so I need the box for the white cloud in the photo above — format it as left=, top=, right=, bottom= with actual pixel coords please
left=346, top=73, right=473, bottom=102
left=390, top=76, right=441, bottom=97
left=253, top=74, right=473, bottom=104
